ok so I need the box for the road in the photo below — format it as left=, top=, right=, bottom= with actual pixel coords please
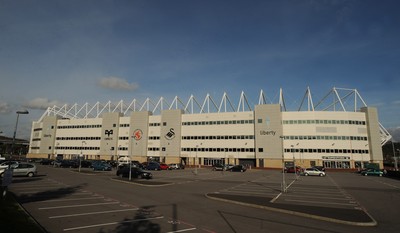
left=7, top=165, right=400, bottom=233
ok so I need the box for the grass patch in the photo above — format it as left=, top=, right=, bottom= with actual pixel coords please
left=0, top=188, right=46, bottom=233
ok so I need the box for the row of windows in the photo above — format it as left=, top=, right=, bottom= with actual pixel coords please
left=282, top=135, right=368, bottom=141
left=57, top=125, right=102, bottom=129
left=182, top=119, right=254, bottom=126
left=182, top=147, right=255, bottom=152
left=182, top=135, right=255, bottom=140
left=56, top=137, right=101, bottom=140
left=55, top=146, right=101, bottom=150
left=149, top=123, right=161, bottom=127
left=120, top=124, right=129, bottom=127
left=284, top=148, right=369, bottom=154
left=51, top=135, right=366, bottom=142
left=282, top=119, right=366, bottom=125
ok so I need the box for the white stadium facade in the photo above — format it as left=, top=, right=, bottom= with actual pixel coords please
left=27, top=87, right=392, bottom=169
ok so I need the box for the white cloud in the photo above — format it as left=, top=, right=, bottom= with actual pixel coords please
left=0, top=102, right=11, bottom=114
left=98, top=77, right=139, bottom=91
left=23, top=98, right=66, bottom=110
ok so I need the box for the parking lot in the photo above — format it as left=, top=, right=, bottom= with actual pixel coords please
left=6, top=165, right=400, bottom=233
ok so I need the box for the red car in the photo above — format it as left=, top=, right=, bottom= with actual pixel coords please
left=285, top=166, right=302, bottom=173
left=159, top=163, right=169, bottom=170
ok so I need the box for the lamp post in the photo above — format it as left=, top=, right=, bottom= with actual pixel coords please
left=280, top=136, right=286, bottom=193
left=79, top=141, right=86, bottom=172
left=11, top=110, right=29, bottom=159
left=194, top=145, right=198, bottom=175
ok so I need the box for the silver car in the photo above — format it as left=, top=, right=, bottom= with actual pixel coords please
left=303, top=167, right=326, bottom=176
left=0, top=162, right=37, bottom=177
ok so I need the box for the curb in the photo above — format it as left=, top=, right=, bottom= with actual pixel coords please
left=110, top=178, right=173, bottom=187
left=205, top=193, right=377, bottom=227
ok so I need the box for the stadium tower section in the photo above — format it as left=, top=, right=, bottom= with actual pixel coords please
left=27, top=87, right=392, bottom=169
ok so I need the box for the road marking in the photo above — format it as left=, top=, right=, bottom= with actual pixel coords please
left=283, top=198, right=358, bottom=206
left=49, top=208, right=139, bottom=218
left=39, top=196, right=105, bottom=202
left=39, top=201, right=120, bottom=210
left=63, top=216, right=164, bottom=231
left=165, top=228, right=197, bottom=233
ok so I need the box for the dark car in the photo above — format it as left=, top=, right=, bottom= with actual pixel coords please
left=116, top=167, right=152, bottom=179
left=145, top=162, right=161, bottom=170
left=212, top=164, right=226, bottom=171
left=92, top=162, right=112, bottom=171
left=40, top=159, right=53, bottom=165
left=59, top=160, right=79, bottom=168
left=230, top=165, right=247, bottom=172
left=360, top=169, right=383, bottom=176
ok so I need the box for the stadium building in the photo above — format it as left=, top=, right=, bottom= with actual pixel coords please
left=27, top=87, right=392, bottom=169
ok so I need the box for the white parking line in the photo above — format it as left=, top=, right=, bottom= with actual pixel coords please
left=63, top=216, right=164, bottom=231
left=165, top=228, right=197, bottom=233
left=39, top=202, right=120, bottom=210
left=39, top=196, right=105, bottom=203
left=283, top=198, right=357, bottom=206
left=49, top=208, right=139, bottom=218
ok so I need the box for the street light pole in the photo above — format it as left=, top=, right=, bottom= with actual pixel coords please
left=11, top=110, right=29, bottom=159
left=280, top=136, right=286, bottom=193
left=79, top=141, right=86, bottom=172
left=195, top=145, right=198, bottom=175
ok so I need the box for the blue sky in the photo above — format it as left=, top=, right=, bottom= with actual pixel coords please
left=1, top=0, right=399, bottom=140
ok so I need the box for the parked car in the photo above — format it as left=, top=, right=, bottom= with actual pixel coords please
left=116, top=166, right=153, bottom=179
left=0, top=161, right=19, bottom=169
left=80, top=160, right=92, bottom=168
left=168, top=163, right=185, bottom=170
left=145, top=162, right=161, bottom=170
left=0, top=162, right=37, bottom=177
left=285, top=166, right=302, bottom=173
left=92, top=162, right=112, bottom=171
left=59, top=160, right=79, bottom=168
left=212, top=164, right=226, bottom=171
left=303, top=168, right=326, bottom=176
left=159, top=163, right=169, bottom=170
left=361, top=169, right=383, bottom=176
left=230, top=165, right=247, bottom=172
left=40, top=159, right=53, bottom=165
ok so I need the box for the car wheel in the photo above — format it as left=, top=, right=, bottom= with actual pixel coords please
left=364, top=173, right=368, bottom=176
left=305, top=173, right=309, bottom=176
left=0, top=173, right=4, bottom=178
left=379, top=173, right=382, bottom=177
left=319, top=173, right=323, bottom=177
left=27, top=172, right=34, bottom=177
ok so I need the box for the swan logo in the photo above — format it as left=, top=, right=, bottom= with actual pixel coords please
left=165, top=128, right=175, bottom=140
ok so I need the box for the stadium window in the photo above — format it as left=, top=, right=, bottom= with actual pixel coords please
left=258, top=148, right=263, bottom=152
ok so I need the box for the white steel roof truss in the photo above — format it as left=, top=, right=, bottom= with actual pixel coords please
left=237, top=91, right=252, bottom=112
left=218, top=92, right=235, bottom=113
